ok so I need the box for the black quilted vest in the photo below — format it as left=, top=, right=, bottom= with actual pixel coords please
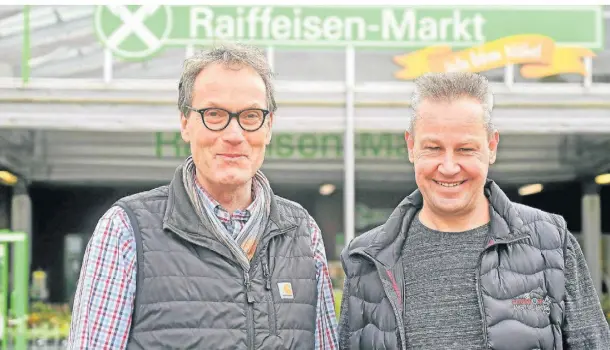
left=339, top=180, right=567, bottom=350
left=115, top=165, right=318, bottom=349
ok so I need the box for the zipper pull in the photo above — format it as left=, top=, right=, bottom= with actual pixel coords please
left=262, top=259, right=271, bottom=290
left=244, top=272, right=254, bottom=304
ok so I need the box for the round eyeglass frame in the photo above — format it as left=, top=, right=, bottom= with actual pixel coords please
left=185, top=106, right=270, bottom=132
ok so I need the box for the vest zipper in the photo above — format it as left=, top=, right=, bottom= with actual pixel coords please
left=262, top=257, right=277, bottom=335
left=476, top=235, right=530, bottom=348
left=246, top=223, right=297, bottom=340
left=244, top=271, right=255, bottom=350
left=262, top=259, right=272, bottom=290
left=475, top=251, right=488, bottom=348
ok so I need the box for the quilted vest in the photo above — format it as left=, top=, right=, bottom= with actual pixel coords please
left=115, top=165, right=318, bottom=350
left=339, top=180, right=567, bottom=350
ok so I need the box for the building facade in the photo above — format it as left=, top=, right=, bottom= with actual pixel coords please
left=0, top=5, right=609, bottom=298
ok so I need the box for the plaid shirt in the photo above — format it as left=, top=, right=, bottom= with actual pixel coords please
left=68, top=182, right=339, bottom=349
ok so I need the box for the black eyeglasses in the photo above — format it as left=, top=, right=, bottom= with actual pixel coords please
left=185, top=106, right=270, bottom=132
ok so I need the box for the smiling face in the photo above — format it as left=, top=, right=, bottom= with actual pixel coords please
left=180, top=62, right=273, bottom=189
left=405, top=97, right=499, bottom=219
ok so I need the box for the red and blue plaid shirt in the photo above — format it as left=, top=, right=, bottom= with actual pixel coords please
left=68, top=182, right=339, bottom=349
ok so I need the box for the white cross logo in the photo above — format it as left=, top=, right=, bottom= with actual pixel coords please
left=95, top=5, right=173, bottom=59
left=107, top=5, right=162, bottom=51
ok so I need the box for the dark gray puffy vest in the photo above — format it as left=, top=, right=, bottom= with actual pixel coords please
left=339, top=180, right=567, bottom=350
left=115, top=165, right=318, bottom=350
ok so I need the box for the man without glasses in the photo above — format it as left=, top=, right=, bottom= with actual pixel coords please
left=338, top=72, right=610, bottom=349
left=69, top=43, right=339, bottom=350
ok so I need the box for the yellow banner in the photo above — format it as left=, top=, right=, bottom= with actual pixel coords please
left=393, top=34, right=595, bottom=80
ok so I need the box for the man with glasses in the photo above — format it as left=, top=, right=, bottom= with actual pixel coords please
left=68, top=43, right=339, bottom=350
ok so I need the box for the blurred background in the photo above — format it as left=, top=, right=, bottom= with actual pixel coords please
left=0, top=4, right=609, bottom=348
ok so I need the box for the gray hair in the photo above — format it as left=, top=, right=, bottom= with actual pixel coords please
left=178, top=43, right=276, bottom=117
left=409, top=72, right=495, bottom=135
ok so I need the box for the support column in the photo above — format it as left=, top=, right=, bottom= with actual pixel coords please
left=581, top=180, right=602, bottom=297
left=343, top=46, right=356, bottom=246
left=10, top=181, right=31, bottom=270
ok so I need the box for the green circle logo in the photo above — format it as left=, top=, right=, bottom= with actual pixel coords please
left=94, top=5, right=173, bottom=60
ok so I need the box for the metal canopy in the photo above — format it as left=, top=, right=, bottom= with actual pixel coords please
left=0, top=129, right=608, bottom=190
left=2, top=80, right=610, bottom=132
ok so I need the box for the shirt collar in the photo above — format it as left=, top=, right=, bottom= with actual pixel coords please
left=193, top=171, right=259, bottom=218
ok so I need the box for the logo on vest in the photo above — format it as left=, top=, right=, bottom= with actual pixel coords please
left=278, top=282, right=294, bottom=299
left=512, top=290, right=551, bottom=315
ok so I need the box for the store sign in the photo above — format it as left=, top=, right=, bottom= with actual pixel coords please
left=155, top=132, right=407, bottom=160
left=94, top=6, right=603, bottom=60
left=394, top=34, right=597, bottom=80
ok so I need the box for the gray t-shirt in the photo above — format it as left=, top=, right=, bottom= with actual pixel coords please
left=402, top=213, right=490, bottom=349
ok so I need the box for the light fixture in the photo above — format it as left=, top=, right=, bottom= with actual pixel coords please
left=0, top=171, right=18, bottom=186
left=518, top=183, right=543, bottom=196
left=594, top=173, right=610, bottom=185
left=319, top=183, right=336, bottom=196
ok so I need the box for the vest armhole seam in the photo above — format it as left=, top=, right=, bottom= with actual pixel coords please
left=116, top=201, right=145, bottom=334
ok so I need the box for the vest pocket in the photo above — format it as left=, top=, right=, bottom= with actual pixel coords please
left=267, top=292, right=278, bottom=335
left=262, top=258, right=278, bottom=335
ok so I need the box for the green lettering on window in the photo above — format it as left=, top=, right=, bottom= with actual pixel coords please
left=155, top=132, right=189, bottom=158
left=272, top=134, right=295, bottom=158
left=154, top=132, right=407, bottom=160
left=297, top=134, right=319, bottom=158
left=358, top=133, right=393, bottom=158
left=319, top=134, right=343, bottom=158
